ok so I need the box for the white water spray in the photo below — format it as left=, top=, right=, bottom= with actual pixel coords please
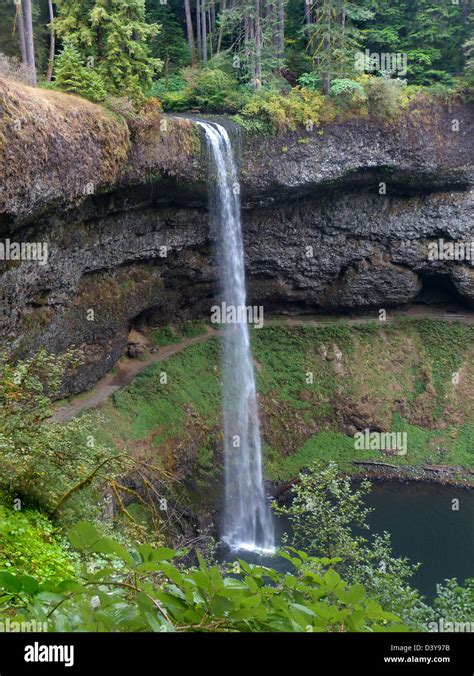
left=197, top=120, right=275, bottom=553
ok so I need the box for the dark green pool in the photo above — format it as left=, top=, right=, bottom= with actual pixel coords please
left=223, top=481, right=474, bottom=601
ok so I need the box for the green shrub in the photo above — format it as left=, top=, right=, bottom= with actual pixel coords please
left=0, top=506, right=74, bottom=579
left=275, top=462, right=432, bottom=629
left=182, top=66, right=238, bottom=111
left=433, top=578, right=474, bottom=624
left=0, top=350, right=117, bottom=518
left=426, top=82, right=460, bottom=103
left=330, top=78, right=366, bottom=100
left=150, top=75, right=187, bottom=97
left=179, top=320, right=207, bottom=339
left=159, top=89, right=192, bottom=111
left=297, top=72, right=320, bottom=90
left=236, top=86, right=327, bottom=134
left=151, top=326, right=179, bottom=347
left=154, top=66, right=247, bottom=112
left=232, top=113, right=271, bottom=136
left=363, top=75, right=409, bottom=117
left=54, top=43, right=107, bottom=103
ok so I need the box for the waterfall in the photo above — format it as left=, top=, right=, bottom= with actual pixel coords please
left=197, top=120, right=275, bottom=553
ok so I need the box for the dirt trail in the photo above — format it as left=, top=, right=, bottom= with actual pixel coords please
left=52, top=305, right=473, bottom=422
left=52, top=328, right=216, bottom=422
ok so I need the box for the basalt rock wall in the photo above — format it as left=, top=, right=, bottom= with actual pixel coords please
left=0, top=79, right=472, bottom=393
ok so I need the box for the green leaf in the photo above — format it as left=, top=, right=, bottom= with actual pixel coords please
left=68, top=522, right=101, bottom=550
left=191, top=570, right=212, bottom=592
left=345, top=583, right=366, bottom=605
left=0, top=572, right=22, bottom=594
left=150, top=547, right=176, bottom=562
left=290, top=603, right=316, bottom=617
left=210, top=567, right=223, bottom=591
left=324, top=568, right=342, bottom=591
left=19, top=575, right=39, bottom=595
left=160, top=563, right=183, bottom=586
left=144, top=611, right=165, bottom=632
left=245, top=576, right=258, bottom=592
left=92, top=538, right=134, bottom=565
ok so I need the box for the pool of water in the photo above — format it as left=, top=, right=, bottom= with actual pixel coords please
left=364, top=481, right=473, bottom=599
left=222, top=481, right=474, bottom=600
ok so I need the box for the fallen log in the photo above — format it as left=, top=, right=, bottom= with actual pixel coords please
left=422, top=464, right=456, bottom=473
left=352, top=461, right=398, bottom=469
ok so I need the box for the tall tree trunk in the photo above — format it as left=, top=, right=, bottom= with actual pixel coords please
left=278, top=0, right=285, bottom=61
left=322, top=1, right=331, bottom=94
left=217, top=0, right=227, bottom=53
left=340, top=6, right=345, bottom=77
left=244, top=13, right=251, bottom=81
left=46, top=0, right=55, bottom=82
left=23, top=0, right=36, bottom=85
left=15, top=0, right=27, bottom=65
left=267, top=1, right=279, bottom=58
left=184, top=0, right=196, bottom=65
left=211, top=1, right=216, bottom=42
left=304, top=0, right=312, bottom=25
left=196, top=0, right=202, bottom=61
left=255, top=0, right=262, bottom=86
left=201, top=0, right=207, bottom=63
left=208, top=8, right=213, bottom=57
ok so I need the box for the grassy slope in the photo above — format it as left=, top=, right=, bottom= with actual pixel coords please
left=89, top=319, right=474, bottom=494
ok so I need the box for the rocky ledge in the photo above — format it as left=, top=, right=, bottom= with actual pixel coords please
left=0, top=78, right=472, bottom=393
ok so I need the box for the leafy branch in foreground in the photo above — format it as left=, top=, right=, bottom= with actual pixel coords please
left=275, top=461, right=433, bottom=629
left=0, top=521, right=406, bottom=633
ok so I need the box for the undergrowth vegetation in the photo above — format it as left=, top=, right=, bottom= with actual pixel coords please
left=0, top=466, right=471, bottom=633
left=0, top=506, right=75, bottom=580
left=0, top=520, right=406, bottom=633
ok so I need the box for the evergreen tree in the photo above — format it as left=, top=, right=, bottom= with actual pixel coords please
left=359, top=0, right=470, bottom=85
left=146, top=0, right=189, bottom=75
left=465, top=35, right=474, bottom=90
left=54, top=40, right=107, bottom=101
left=54, top=0, right=161, bottom=98
left=305, top=0, right=371, bottom=93
left=220, top=0, right=285, bottom=88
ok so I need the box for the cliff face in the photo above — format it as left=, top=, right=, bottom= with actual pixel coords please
left=0, top=79, right=472, bottom=393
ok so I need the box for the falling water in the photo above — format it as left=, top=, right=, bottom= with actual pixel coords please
left=197, top=120, right=275, bottom=553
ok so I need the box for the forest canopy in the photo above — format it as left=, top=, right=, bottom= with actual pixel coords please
left=0, top=0, right=472, bottom=115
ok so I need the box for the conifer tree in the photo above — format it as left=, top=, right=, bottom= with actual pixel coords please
left=54, top=40, right=107, bottom=101
left=54, top=0, right=161, bottom=98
